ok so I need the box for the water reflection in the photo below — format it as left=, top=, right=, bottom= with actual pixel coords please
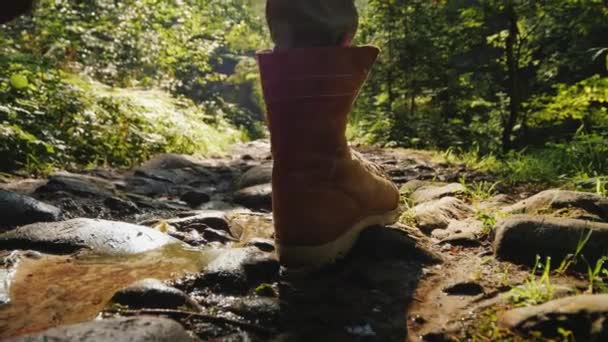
left=0, top=244, right=215, bottom=339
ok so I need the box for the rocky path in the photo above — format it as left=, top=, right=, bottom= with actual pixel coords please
left=1, top=140, right=608, bottom=341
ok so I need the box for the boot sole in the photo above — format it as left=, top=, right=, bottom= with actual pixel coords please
left=277, top=207, right=401, bottom=274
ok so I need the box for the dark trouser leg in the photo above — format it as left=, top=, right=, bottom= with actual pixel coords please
left=266, top=0, right=359, bottom=49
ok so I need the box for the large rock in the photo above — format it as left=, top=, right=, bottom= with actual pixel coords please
left=413, top=197, right=473, bottom=234
left=493, top=215, right=608, bottom=266
left=410, top=183, right=465, bottom=204
left=110, top=278, right=200, bottom=311
left=237, top=164, right=273, bottom=189
left=502, top=190, right=608, bottom=221
left=6, top=316, right=197, bottom=342
left=193, top=247, right=279, bottom=294
left=0, top=218, right=184, bottom=255
left=500, top=294, right=608, bottom=340
left=233, top=184, right=272, bottom=211
left=37, top=172, right=116, bottom=198
left=0, top=190, right=61, bottom=227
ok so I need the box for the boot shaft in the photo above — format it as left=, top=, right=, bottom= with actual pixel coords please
left=257, top=46, right=379, bottom=166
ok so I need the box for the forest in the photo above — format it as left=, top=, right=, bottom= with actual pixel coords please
left=1, top=0, right=607, bottom=188
left=1, top=1, right=608, bottom=341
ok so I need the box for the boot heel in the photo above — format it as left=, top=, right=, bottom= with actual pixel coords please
left=277, top=208, right=400, bottom=273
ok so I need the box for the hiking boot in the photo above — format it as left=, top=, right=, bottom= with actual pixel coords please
left=257, top=46, right=400, bottom=270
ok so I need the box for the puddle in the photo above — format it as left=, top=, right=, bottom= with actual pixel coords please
left=0, top=244, right=216, bottom=339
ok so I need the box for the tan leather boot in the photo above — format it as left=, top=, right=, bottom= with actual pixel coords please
left=257, top=46, right=400, bottom=269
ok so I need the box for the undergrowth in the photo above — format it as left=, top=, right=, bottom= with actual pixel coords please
left=443, top=132, right=608, bottom=186
left=0, top=70, right=243, bottom=174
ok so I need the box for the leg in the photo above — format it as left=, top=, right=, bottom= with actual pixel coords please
left=266, top=0, right=358, bottom=49
left=258, top=1, right=400, bottom=271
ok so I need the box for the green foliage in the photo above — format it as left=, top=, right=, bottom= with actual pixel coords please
left=443, top=131, right=608, bottom=185
left=509, top=256, right=554, bottom=307
left=0, top=0, right=268, bottom=173
left=353, top=0, right=608, bottom=158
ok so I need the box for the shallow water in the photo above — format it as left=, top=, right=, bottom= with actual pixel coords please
left=0, top=244, right=215, bottom=339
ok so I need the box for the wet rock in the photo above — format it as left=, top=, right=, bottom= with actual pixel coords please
left=494, top=215, right=608, bottom=266
left=237, top=163, right=273, bottom=189
left=442, top=281, right=484, bottom=296
left=6, top=316, right=197, bottom=342
left=37, top=172, right=115, bottom=198
left=410, top=183, right=465, bottom=204
left=246, top=238, right=275, bottom=252
left=0, top=190, right=61, bottom=227
left=233, top=184, right=272, bottom=211
left=225, top=297, right=279, bottom=324
left=110, top=278, right=200, bottom=311
left=353, top=227, right=443, bottom=264
left=413, top=197, right=473, bottom=234
left=500, top=294, right=608, bottom=340
left=195, top=247, right=279, bottom=294
left=103, top=197, right=139, bottom=214
left=0, top=218, right=184, bottom=255
left=163, top=211, right=230, bottom=232
left=180, top=191, right=211, bottom=208
left=167, top=229, right=207, bottom=246
left=502, top=190, right=608, bottom=221
left=201, top=228, right=236, bottom=243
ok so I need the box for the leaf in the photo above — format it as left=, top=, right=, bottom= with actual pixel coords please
left=9, top=73, right=29, bottom=90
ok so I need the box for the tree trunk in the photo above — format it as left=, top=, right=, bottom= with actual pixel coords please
left=502, top=3, right=520, bottom=153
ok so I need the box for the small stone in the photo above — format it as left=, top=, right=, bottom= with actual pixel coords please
left=5, top=316, right=197, bottom=341
left=103, top=197, right=139, bottom=214
left=493, top=215, right=608, bottom=266
left=246, top=238, right=275, bottom=252
left=411, top=183, right=466, bottom=204
left=226, top=297, right=279, bottom=325
left=442, top=281, right=484, bottom=296
left=237, top=163, right=273, bottom=189
left=500, top=294, right=608, bottom=340
left=0, top=190, right=62, bottom=227
left=201, top=228, right=236, bottom=243
left=413, top=197, right=473, bottom=234
left=432, top=218, right=484, bottom=242
left=165, top=211, right=230, bottom=232
left=180, top=191, right=211, bottom=208
left=110, top=278, right=200, bottom=311
left=439, top=232, right=481, bottom=247
left=233, top=184, right=272, bottom=211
